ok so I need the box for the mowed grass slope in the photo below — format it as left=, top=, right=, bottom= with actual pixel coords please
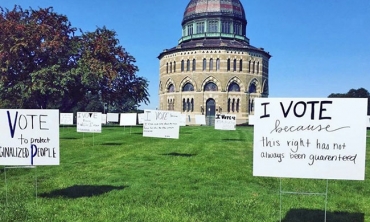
left=0, top=126, right=369, bottom=222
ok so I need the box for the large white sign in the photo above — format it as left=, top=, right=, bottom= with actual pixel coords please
left=120, top=113, right=137, bottom=126
left=248, top=115, right=255, bottom=125
left=195, top=115, right=206, bottom=125
left=107, top=113, right=119, bottom=122
left=0, top=109, right=59, bottom=166
left=215, top=114, right=236, bottom=130
left=77, top=112, right=102, bottom=133
left=253, top=98, right=367, bottom=180
left=60, top=113, right=74, bottom=125
left=143, top=110, right=180, bottom=139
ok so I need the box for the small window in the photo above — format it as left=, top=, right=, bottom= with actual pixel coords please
left=174, top=61, right=176, bottom=72
left=249, top=83, right=256, bottom=93
left=216, top=58, right=220, bottom=71
left=168, top=84, right=175, bottom=93
left=182, top=83, right=194, bottom=91
left=181, top=60, right=184, bottom=72
left=239, top=59, right=242, bottom=71
left=204, top=82, right=218, bottom=91
left=228, top=82, right=240, bottom=92
left=192, top=59, right=196, bottom=71
left=187, top=24, right=193, bottom=35
left=166, top=63, right=168, bottom=74
left=209, top=58, right=213, bottom=71
left=227, top=59, right=231, bottom=71
left=197, top=22, right=205, bottom=34
left=233, top=59, right=237, bottom=71
left=203, top=58, right=207, bottom=71
left=186, top=60, right=190, bottom=71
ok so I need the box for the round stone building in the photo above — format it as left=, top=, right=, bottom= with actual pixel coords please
left=158, top=0, right=271, bottom=125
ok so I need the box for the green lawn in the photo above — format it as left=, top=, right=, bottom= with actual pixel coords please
left=1, top=126, right=369, bottom=222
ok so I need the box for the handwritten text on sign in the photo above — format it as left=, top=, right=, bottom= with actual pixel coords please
left=60, top=113, right=74, bottom=125
left=215, top=114, right=236, bottom=130
left=143, top=110, right=180, bottom=139
left=0, top=109, right=59, bottom=166
left=253, top=98, right=367, bottom=180
left=77, top=112, right=102, bottom=133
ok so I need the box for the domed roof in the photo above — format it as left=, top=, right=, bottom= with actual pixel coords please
left=182, top=0, right=246, bottom=25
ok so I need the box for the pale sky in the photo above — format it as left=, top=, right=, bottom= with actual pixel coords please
left=1, top=0, right=370, bottom=109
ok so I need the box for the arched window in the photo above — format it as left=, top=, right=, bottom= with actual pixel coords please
left=249, top=83, right=256, bottom=93
left=209, top=58, right=213, bottom=71
left=186, top=98, right=190, bottom=112
left=182, top=83, right=194, bottom=91
left=203, top=58, right=206, bottom=71
left=170, top=62, right=172, bottom=73
left=166, top=63, right=168, bottom=74
left=257, top=62, right=260, bottom=74
left=233, top=59, right=237, bottom=71
left=227, top=98, right=231, bottom=112
left=191, top=98, right=194, bottom=112
left=216, top=58, right=220, bottom=71
left=252, top=61, right=255, bottom=73
left=168, top=84, right=175, bottom=93
left=186, top=59, right=190, bottom=71
left=181, top=60, right=184, bottom=72
left=192, top=59, right=196, bottom=71
left=239, top=59, right=243, bottom=71
left=232, top=98, right=235, bottom=112
left=174, top=61, right=176, bottom=72
left=204, top=82, right=218, bottom=91
left=227, top=59, right=231, bottom=71
left=228, top=82, right=240, bottom=92
left=248, top=61, right=251, bottom=73
left=236, top=99, right=240, bottom=112
left=182, top=99, right=186, bottom=112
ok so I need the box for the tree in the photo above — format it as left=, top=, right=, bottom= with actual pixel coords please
left=0, top=6, right=77, bottom=109
left=328, top=88, right=370, bottom=114
left=75, top=27, right=149, bottom=112
left=0, top=6, right=149, bottom=112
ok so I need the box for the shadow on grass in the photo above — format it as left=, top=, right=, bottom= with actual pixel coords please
left=162, top=152, right=196, bottom=157
left=280, top=209, right=364, bottom=222
left=221, top=138, right=246, bottom=141
left=60, top=137, right=79, bottom=140
left=100, top=142, right=123, bottom=146
left=40, top=184, right=127, bottom=199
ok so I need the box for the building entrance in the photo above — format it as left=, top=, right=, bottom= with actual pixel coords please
left=206, top=99, right=216, bottom=126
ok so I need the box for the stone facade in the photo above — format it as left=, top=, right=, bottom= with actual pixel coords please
left=158, top=0, right=271, bottom=125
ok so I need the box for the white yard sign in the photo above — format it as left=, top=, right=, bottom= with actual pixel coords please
left=107, top=113, right=119, bottom=122
left=138, top=113, right=145, bottom=124
left=60, top=113, right=74, bottom=125
left=0, top=109, right=60, bottom=166
left=215, top=114, right=236, bottom=130
left=195, top=115, right=206, bottom=125
left=179, top=114, right=186, bottom=126
left=77, top=112, right=102, bottom=133
left=101, top=114, right=107, bottom=124
left=253, top=98, right=367, bottom=180
left=143, top=110, right=180, bottom=139
left=120, top=113, right=137, bottom=126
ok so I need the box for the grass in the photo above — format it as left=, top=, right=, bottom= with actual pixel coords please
left=0, top=126, right=369, bottom=221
